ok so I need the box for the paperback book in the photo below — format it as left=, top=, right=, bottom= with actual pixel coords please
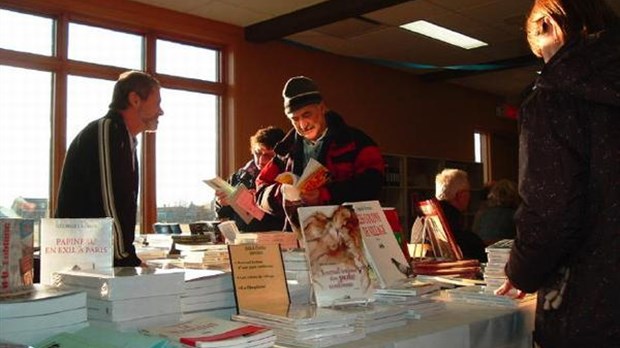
left=140, top=315, right=276, bottom=348
left=346, top=200, right=411, bottom=288
left=0, top=218, right=35, bottom=295
left=0, top=283, right=86, bottom=318
left=53, top=266, right=185, bottom=300
left=203, top=178, right=264, bottom=224
left=39, top=218, right=114, bottom=285
left=297, top=205, right=374, bottom=307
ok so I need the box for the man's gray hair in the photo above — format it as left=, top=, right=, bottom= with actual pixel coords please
left=435, top=168, right=469, bottom=201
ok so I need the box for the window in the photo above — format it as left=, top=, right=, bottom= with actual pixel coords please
left=0, top=9, right=53, bottom=56
left=474, top=131, right=490, bottom=183
left=156, top=88, right=218, bottom=222
left=0, top=7, right=224, bottom=235
left=156, top=39, right=218, bottom=81
left=68, top=23, right=142, bottom=69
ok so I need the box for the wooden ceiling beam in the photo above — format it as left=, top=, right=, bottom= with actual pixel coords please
left=245, top=0, right=412, bottom=42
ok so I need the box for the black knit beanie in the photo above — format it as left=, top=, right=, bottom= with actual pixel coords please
left=282, top=76, right=323, bottom=114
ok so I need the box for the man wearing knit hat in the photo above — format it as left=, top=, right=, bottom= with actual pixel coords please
left=255, top=76, right=385, bottom=224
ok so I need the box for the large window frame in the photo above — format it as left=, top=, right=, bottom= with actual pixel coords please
left=0, top=2, right=229, bottom=232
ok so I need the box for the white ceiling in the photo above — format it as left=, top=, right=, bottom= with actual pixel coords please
left=131, top=0, right=620, bottom=101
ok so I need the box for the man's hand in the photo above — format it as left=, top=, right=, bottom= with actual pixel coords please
left=301, top=189, right=321, bottom=206
left=494, top=279, right=526, bottom=299
left=215, top=190, right=230, bottom=206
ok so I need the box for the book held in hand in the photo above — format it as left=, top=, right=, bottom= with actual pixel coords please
left=203, top=178, right=264, bottom=224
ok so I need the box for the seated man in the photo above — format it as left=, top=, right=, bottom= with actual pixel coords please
left=215, top=126, right=286, bottom=232
left=435, top=168, right=487, bottom=262
left=255, top=76, right=384, bottom=227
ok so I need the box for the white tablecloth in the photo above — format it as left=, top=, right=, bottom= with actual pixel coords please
left=331, top=301, right=535, bottom=348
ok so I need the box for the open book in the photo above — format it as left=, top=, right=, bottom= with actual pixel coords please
left=275, top=158, right=330, bottom=193
left=203, top=177, right=264, bottom=224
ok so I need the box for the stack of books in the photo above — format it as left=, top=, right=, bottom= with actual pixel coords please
left=373, top=280, right=446, bottom=319
left=442, top=284, right=536, bottom=308
left=232, top=303, right=364, bottom=347
left=53, top=267, right=185, bottom=331
left=483, top=239, right=513, bottom=292
left=180, top=244, right=231, bottom=270
left=141, top=315, right=276, bottom=348
left=180, top=269, right=237, bottom=321
left=335, top=303, right=407, bottom=333
left=0, top=284, right=88, bottom=345
left=281, top=248, right=312, bottom=304
left=235, top=232, right=299, bottom=250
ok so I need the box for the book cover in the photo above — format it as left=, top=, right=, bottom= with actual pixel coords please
left=53, top=267, right=185, bottom=300
left=140, top=316, right=275, bottom=348
left=0, top=283, right=86, bottom=318
left=0, top=218, right=34, bottom=295
left=39, top=218, right=114, bottom=285
left=275, top=158, right=330, bottom=194
left=346, top=201, right=411, bottom=288
left=412, top=199, right=463, bottom=260
left=297, top=205, right=374, bottom=307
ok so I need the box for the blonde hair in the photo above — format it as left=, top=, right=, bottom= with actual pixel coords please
left=435, top=169, right=469, bottom=201
left=526, top=0, right=618, bottom=57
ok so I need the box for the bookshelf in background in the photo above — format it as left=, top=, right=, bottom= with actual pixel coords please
left=379, top=154, right=484, bottom=242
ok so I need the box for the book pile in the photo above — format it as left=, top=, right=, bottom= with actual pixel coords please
left=53, top=267, right=185, bottom=331
left=181, top=244, right=231, bottom=270
left=483, top=239, right=512, bottom=291
left=442, top=284, right=536, bottom=308
left=0, top=284, right=88, bottom=345
left=140, top=315, right=276, bottom=348
left=282, top=248, right=312, bottom=304
left=335, top=303, right=407, bottom=333
left=235, top=232, right=299, bottom=250
left=180, top=269, right=236, bottom=321
left=232, top=303, right=364, bottom=348
left=411, top=258, right=481, bottom=278
left=373, top=280, right=446, bottom=319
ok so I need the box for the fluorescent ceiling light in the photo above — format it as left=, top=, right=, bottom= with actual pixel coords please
left=400, top=20, right=488, bottom=50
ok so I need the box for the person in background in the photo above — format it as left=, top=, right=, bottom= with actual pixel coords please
left=435, top=168, right=487, bottom=262
left=215, top=126, right=286, bottom=232
left=255, top=76, right=385, bottom=225
left=495, top=0, right=619, bottom=346
left=55, top=71, right=164, bottom=267
left=472, top=179, right=519, bottom=245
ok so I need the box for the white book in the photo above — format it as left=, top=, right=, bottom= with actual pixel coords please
left=183, top=269, right=233, bottom=291
left=89, top=312, right=182, bottom=332
left=444, top=285, right=537, bottom=308
left=297, top=205, right=375, bottom=307
left=87, top=294, right=181, bottom=321
left=1, top=320, right=89, bottom=346
left=0, top=307, right=87, bottom=332
left=182, top=297, right=237, bottom=312
left=140, top=315, right=275, bottom=348
left=238, top=303, right=358, bottom=327
left=53, top=267, right=185, bottom=300
left=374, top=280, right=441, bottom=297
left=182, top=291, right=234, bottom=305
left=181, top=307, right=237, bottom=322
left=0, top=284, right=86, bottom=318
left=346, top=201, right=411, bottom=288
left=40, top=218, right=114, bottom=285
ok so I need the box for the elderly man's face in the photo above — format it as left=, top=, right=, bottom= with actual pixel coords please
left=287, top=103, right=327, bottom=142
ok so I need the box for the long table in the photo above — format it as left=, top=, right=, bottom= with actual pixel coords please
left=331, top=301, right=535, bottom=348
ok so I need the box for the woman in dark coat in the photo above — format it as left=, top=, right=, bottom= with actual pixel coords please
left=496, top=1, right=620, bottom=347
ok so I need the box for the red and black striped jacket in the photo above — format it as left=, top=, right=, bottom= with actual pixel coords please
left=255, top=111, right=385, bottom=218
